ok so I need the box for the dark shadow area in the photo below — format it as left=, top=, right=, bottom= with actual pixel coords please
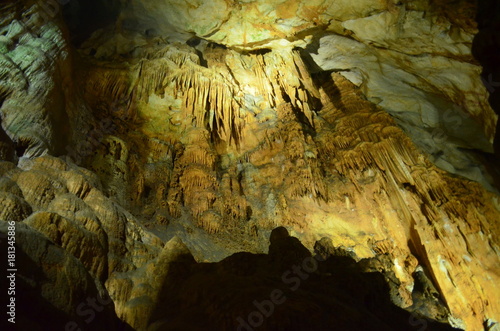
left=279, top=86, right=318, bottom=139
left=186, top=37, right=209, bottom=67
left=0, top=123, right=16, bottom=162
left=207, top=42, right=228, bottom=50
left=241, top=48, right=273, bottom=56
left=62, top=0, right=121, bottom=46
left=148, top=227, right=460, bottom=331
left=300, top=37, right=325, bottom=74
left=473, top=0, right=500, bottom=188
left=0, top=233, right=133, bottom=331
left=195, top=48, right=208, bottom=68
left=312, top=71, right=347, bottom=112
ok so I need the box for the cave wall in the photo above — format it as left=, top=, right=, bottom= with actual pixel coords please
left=0, top=1, right=499, bottom=330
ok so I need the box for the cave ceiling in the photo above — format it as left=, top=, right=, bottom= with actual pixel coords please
left=0, top=0, right=499, bottom=330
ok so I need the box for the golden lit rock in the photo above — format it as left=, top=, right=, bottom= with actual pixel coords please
left=0, top=1, right=499, bottom=330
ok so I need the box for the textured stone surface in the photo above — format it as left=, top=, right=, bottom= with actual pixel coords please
left=79, top=0, right=499, bottom=191
left=0, top=1, right=499, bottom=331
left=0, top=7, right=71, bottom=159
left=0, top=221, right=126, bottom=330
left=119, top=0, right=387, bottom=48
left=308, top=31, right=497, bottom=191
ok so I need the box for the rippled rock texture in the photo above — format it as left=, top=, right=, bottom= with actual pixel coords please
left=0, top=1, right=499, bottom=330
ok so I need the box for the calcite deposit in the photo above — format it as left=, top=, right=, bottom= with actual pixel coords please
left=0, top=1, right=499, bottom=330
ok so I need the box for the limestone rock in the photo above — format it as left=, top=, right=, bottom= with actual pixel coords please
left=0, top=6, right=71, bottom=159
left=0, top=191, right=31, bottom=222
left=0, top=221, right=124, bottom=330
left=309, top=33, right=497, bottom=190
left=24, top=211, right=108, bottom=280
left=0, top=1, right=499, bottom=331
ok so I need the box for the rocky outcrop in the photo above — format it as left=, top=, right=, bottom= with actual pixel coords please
left=309, top=33, right=497, bottom=191
left=0, top=1, right=499, bottom=330
left=86, top=0, right=497, bottom=190
left=147, top=227, right=460, bottom=331
left=0, top=2, right=73, bottom=159
left=0, top=220, right=129, bottom=330
left=0, top=154, right=167, bottom=328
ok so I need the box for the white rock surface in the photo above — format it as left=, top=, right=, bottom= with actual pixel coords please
left=310, top=32, right=497, bottom=190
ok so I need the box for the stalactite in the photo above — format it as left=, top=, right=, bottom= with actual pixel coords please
left=253, top=55, right=276, bottom=108
left=169, top=64, right=243, bottom=145
left=182, top=146, right=216, bottom=169
left=215, top=191, right=249, bottom=224
left=184, top=189, right=217, bottom=218
left=166, top=189, right=182, bottom=218
left=0, top=54, right=28, bottom=97
left=179, top=166, right=217, bottom=191
left=198, top=209, right=221, bottom=234
left=147, top=138, right=174, bottom=162
left=84, top=66, right=133, bottom=108
left=312, top=71, right=500, bottom=260
left=136, top=59, right=172, bottom=100
left=146, top=46, right=200, bottom=66
left=377, top=139, right=415, bottom=185
left=284, top=162, right=328, bottom=201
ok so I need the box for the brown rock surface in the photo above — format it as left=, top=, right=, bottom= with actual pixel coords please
left=0, top=1, right=499, bottom=330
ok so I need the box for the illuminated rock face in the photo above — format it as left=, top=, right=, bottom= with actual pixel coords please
left=0, top=1, right=499, bottom=330
left=78, top=0, right=500, bottom=189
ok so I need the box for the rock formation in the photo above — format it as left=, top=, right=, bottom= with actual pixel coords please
left=0, top=1, right=499, bottom=330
